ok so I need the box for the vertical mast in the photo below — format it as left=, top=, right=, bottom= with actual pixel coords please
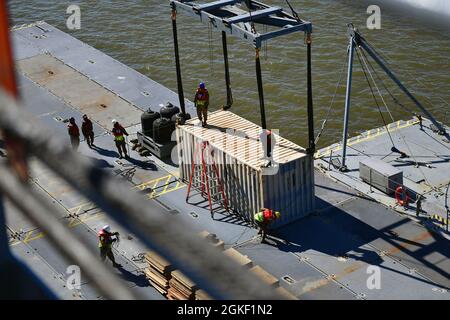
left=340, top=25, right=356, bottom=171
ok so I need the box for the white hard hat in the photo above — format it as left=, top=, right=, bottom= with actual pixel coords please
left=102, top=225, right=111, bottom=233
left=111, top=119, right=117, bottom=124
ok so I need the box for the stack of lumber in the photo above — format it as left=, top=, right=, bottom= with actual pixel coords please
left=198, top=230, right=225, bottom=250
left=275, top=286, right=297, bottom=300
left=167, top=270, right=197, bottom=300
left=145, top=231, right=298, bottom=300
left=223, top=248, right=253, bottom=268
left=249, top=265, right=279, bottom=288
left=195, top=289, right=213, bottom=300
left=144, top=250, right=173, bottom=296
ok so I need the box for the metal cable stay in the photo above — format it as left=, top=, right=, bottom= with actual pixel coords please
left=316, top=24, right=449, bottom=154
left=313, top=24, right=448, bottom=214
left=314, top=49, right=349, bottom=146
left=0, top=90, right=280, bottom=300
left=338, top=24, right=448, bottom=172
left=362, top=34, right=450, bottom=115
left=355, top=46, right=434, bottom=189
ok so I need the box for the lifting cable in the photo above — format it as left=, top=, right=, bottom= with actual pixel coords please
left=355, top=46, right=397, bottom=148
left=363, top=37, right=449, bottom=116
left=360, top=49, right=413, bottom=116
left=285, top=0, right=301, bottom=21
left=208, top=22, right=214, bottom=74
left=263, top=24, right=268, bottom=60
left=358, top=46, right=395, bottom=123
left=314, top=49, right=349, bottom=145
left=245, top=0, right=257, bottom=34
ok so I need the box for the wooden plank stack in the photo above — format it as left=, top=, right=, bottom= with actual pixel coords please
left=249, top=265, right=279, bottom=287
left=195, top=289, right=213, bottom=300
left=275, top=286, right=297, bottom=300
left=167, top=270, right=197, bottom=300
left=198, top=230, right=225, bottom=250
left=144, top=230, right=298, bottom=300
left=144, top=250, right=173, bottom=296
left=224, top=248, right=253, bottom=268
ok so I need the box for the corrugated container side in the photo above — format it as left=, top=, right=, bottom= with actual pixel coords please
left=265, top=156, right=315, bottom=228
left=177, top=124, right=315, bottom=228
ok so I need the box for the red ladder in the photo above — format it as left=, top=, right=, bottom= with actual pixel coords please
left=186, top=141, right=229, bottom=216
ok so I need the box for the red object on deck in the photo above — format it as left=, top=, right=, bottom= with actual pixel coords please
left=186, top=141, right=229, bottom=216
left=0, top=1, right=28, bottom=182
left=0, top=0, right=18, bottom=98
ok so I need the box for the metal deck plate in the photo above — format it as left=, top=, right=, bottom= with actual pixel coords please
left=236, top=240, right=356, bottom=300
left=10, top=242, right=80, bottom=300
left=18, top=54, right=143, bottom=129
left=12, top=22, right=196, bottom=115
left=157, top=187, right=257, bottom=246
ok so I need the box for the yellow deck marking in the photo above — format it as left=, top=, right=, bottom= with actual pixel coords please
left=22, top=230, right=45, bottom=244
left=160, top=175, right=173, bottom=194
left=68, top=217, right=78, bottom=228
left=12, top=173, right=187, bottom=246
left=69, top=212, right=104, bottom=228
left=24, top=232, right=45, bottom=243
left=68, top=202, right=93, bottom=214
left=150, top=180, right=186, bottom=199
left=315, top=120, right=420, bottom=159
left=22, top=231, right=33, bottom=244
left=134, top=175, right=171, bottom=190
left=134, top=174, right=186, bottom=199
left=431, top=214, right=448, bottom=226
left=9, top=240, right=21, bottom=247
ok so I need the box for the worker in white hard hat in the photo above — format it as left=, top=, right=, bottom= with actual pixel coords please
left=98, top=225, right=121, bottom=267
left=111, top=119, right=129, bottom=159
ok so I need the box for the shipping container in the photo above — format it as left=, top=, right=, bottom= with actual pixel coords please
left=359, top=158, right=403, bottom=195
left=176, top=110, right=315, bottom=227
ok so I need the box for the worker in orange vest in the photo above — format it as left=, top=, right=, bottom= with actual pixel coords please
left=254, top=208, right=281, bottom=243
left=98, top=225, right=122, bottom=268
left=67, top=117, right=80, bottom=151
left=194, top=82, right=209, bottom=128
left=111, top=119, right=129, bottom=159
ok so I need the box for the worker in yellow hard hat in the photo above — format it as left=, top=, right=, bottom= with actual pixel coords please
left=253, top=208, right=281, bottom=243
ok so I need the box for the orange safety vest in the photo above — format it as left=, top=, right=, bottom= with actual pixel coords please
left=195, top=88, right=209, bottom=107
left=98, top=230, right=114, bottom=248
left=254, top=209, right=276, bottom=223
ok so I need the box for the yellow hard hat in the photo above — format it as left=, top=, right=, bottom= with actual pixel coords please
left=275, top=211, right=281, bottom=219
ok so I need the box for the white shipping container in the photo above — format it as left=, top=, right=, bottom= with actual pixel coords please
left=176, top=110, right=315, bottom=227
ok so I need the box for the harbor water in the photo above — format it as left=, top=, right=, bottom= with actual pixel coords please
left=10, top=0, right=449, bottom=148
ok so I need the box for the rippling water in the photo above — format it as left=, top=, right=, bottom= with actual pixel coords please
left=9, top=1, right=450, bottom=148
